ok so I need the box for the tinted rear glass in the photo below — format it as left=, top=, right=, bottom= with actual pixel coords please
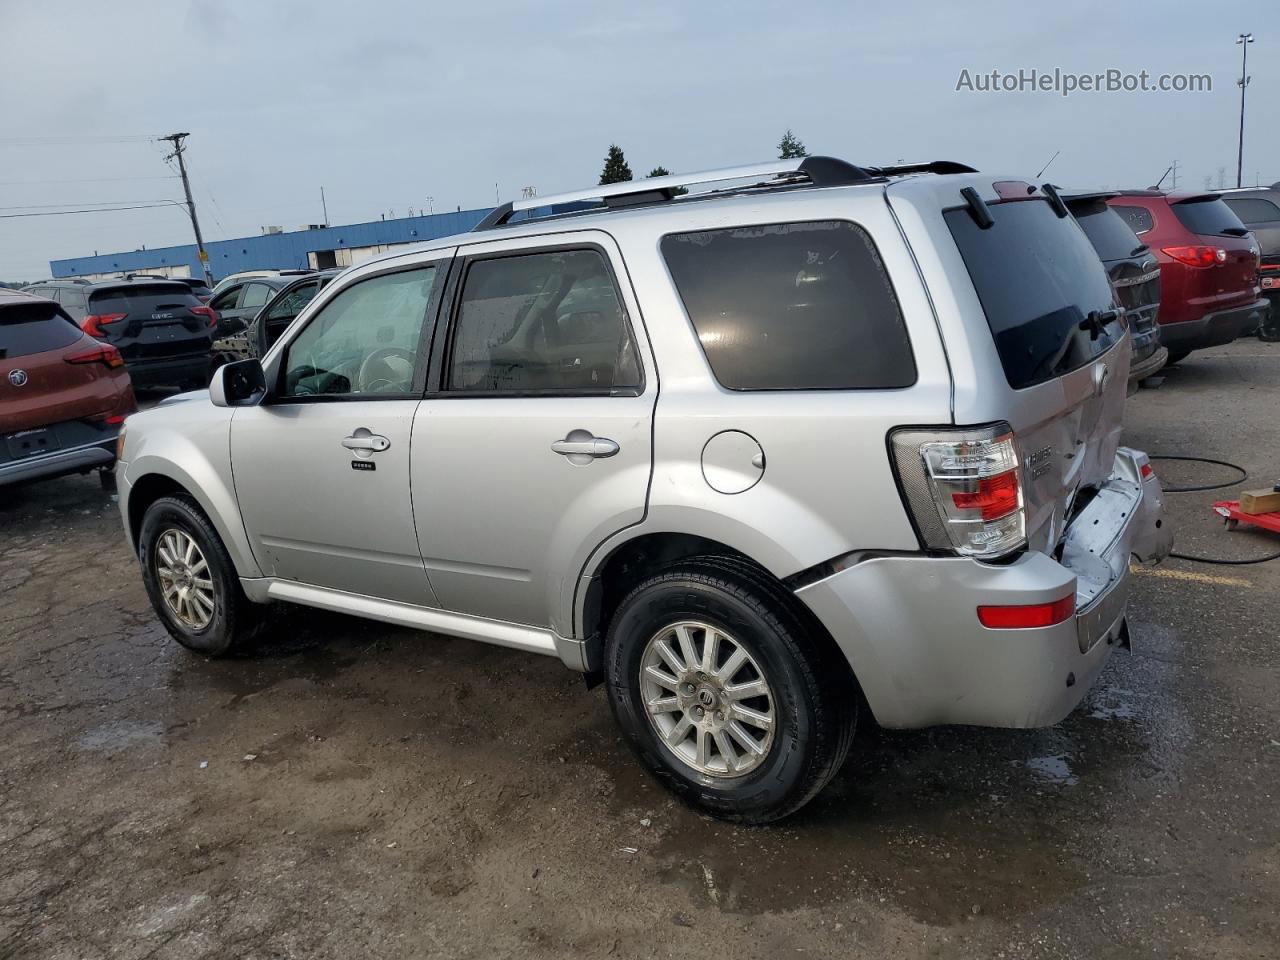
left=89, top=284, right=200, bottom=314
left=1071, top=203, right=1144, bottom=261
left=661, top=220, right=915, bottom=390
left=945, top=199, right=1121, bottom=390
left=1171, top=198, right=1248, bottom=237
left=0, top=302, right=82, bottom=359
left=1223, top=197, right=1280, bottom=225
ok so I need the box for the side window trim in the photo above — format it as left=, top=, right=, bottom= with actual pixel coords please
left=427, top=240, right=645, bottom=399
left=267, top=260, right=450, bottom=405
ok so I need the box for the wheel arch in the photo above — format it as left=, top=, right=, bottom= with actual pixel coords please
left=575, top=530, right=864, bottom=710
left=123, top=457, right=262, bottom=579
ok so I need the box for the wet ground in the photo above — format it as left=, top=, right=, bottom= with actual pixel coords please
left=2, top=340, right=1278, bottom=959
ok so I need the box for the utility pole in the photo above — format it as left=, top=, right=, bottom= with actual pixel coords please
left=320, top=186, right=329, bottom=226
left=1169, top=159, right=1179, bottom=190
left=1236, top=33, right=1254, bottom=188
left=159, top=133, right=214, bottom=286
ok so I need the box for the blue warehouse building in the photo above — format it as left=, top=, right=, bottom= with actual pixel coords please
left=50, top=207, right=494, bottom=281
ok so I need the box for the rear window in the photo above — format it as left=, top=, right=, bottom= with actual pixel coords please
left=1171, top=198, right=1249, bottom=238
left=88, top=284, right=200, bottom=314
left=1070, top=202, right=1144, bottom=261
left=660, top=220, right=915, bottom=391
left=1112, top=205, right=1155, bottom=235
left=0, top=302, right=82, bottom=359
left=945, top=199, right=1121, bottom=390
left=1223, top=196, right=1280, bottom=225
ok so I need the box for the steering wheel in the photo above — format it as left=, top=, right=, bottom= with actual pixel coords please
left=357, top=346, right=416, bottom=393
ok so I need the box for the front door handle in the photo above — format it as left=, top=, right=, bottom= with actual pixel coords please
left=342, top=432, right=391, bottom=452
left=551, top=433, right=619, bottom=461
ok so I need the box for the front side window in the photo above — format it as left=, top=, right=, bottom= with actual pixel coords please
left=447, top=249, right=641, bottom=394
left=210, top=285, right=242, bottom=312
left=661, top=220, right=915, bottom=390
left=266, top=281, right=320, bottom=321
left=241, top=282, right=272, bottom=309
left=281, top=267, right=436, bottom=398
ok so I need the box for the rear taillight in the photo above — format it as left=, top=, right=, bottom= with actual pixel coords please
left=65, top=344, right=126, bottom=369
left=1161, top=245, right=1226, bottom=268
left=977, top=594, right=1075, bottom=629
left=890, top=424, right=1027, bottom=559
left=82, top=312, right=127, bottom=337
left=190, top=305, right=217, bottom=327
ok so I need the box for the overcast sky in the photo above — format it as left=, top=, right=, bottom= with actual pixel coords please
left=1, top=0, right=1274, bottom=279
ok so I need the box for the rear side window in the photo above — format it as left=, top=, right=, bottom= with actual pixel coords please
left=1112, top=205, right=1154, bottom=235
left=89, top=285, right=200, bottom=314
left=1171, top=198, right=1249, bottom=238
left=945, top=199, right=1121, bottom=390
left=1071, top=203, right=1144, bottom=261
left=661, top=220, right=914, bottom=390
left=1223, top=197, right=1280, bottom=225
left=0, top=302, right=82, bottom=359
left=447, top=249, right=641, bottom=394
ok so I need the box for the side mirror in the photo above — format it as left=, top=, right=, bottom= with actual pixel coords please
left=209, top=358, right=266, bottom=407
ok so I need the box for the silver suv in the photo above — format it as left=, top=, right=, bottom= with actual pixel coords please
left=116, top=158, right=1172, bottom=822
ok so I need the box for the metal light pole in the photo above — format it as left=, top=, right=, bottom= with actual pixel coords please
left=1235, top=33, right=1254, bottom=189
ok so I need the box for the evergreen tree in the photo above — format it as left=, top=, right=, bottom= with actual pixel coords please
left=599, top=145, right=633, bottom=184
left=778, top=129, right=808, bottom=159
left=647, top=165, right=687, bottom=195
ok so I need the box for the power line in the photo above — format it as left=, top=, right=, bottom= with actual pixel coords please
left=0, top=175, right=181, bottom=186
left=0, top=203, right=181, bottom=219
left=0, top=135, right=164, bottom=146
left=0, top=199, right=183, bottom=211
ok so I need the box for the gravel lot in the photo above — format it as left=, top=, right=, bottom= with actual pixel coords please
left=2, top=340, right=1277, bottom=959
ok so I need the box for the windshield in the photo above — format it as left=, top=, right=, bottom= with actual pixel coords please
left=945, top=199, right=1122, bottom=390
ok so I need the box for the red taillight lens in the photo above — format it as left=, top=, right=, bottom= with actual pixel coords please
left=65, top=344, right=126, bottom=369
left=1140, top=463, right=1154, bottom=479
left=978, top=594, right=1075, bottom=629
left=190, top=305, right=217, bottom=327
left=1161, top=245, right=1225, bottom=268
left=81, top=312, right=127, bottom=337
left=951, top=469, right=1020, bottom=521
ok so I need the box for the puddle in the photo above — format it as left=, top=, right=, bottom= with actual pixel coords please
left=78, top=719, right=165, bottom=752
left=1087, top=684, right=1141, bottom=721
left=1024, top=754, right=1078, bottom=785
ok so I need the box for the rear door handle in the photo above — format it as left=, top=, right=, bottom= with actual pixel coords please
left=551, top=435, right=619, bottom=459
left=342, top=432, right=391, bottom=452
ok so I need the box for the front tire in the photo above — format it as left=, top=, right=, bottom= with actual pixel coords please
left=604, top=558, right=856, bottom=824
left=139, top=495, right=263, bottom=656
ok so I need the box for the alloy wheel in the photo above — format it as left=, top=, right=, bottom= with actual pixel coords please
left=638, top=620, right=776, bottom=778
left=155, top=528, right=216, bottom=631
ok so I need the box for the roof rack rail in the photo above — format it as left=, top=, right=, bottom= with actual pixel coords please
left=474, top=156, right=885, bottom=230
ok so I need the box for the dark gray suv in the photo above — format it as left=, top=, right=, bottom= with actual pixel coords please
left=22, top=278, right=216, bottom=390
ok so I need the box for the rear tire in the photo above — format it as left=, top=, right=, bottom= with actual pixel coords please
left=604, top=557, right=856, bottom=824
left=139, top=494, right=264, bottom=656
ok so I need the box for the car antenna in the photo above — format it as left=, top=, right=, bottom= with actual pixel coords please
left=1153, top=164, right=1174, bottom=190
left=1035, top=150, right=1060, bottom=179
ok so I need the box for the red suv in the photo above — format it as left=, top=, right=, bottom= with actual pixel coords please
left=1108, top=191, right=1266, bottom=363
left=1, top=288, right=135, bottom=487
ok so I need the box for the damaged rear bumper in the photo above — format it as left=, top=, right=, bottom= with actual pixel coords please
left=795, top=447, right=1171, bottom=730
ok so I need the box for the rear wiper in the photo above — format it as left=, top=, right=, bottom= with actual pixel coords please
left=1221, top=227, right=1249, bottom=238
left=1129, top=243, right=1150, bottom=257
left=1079, top=308, right=1122, bottom=340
